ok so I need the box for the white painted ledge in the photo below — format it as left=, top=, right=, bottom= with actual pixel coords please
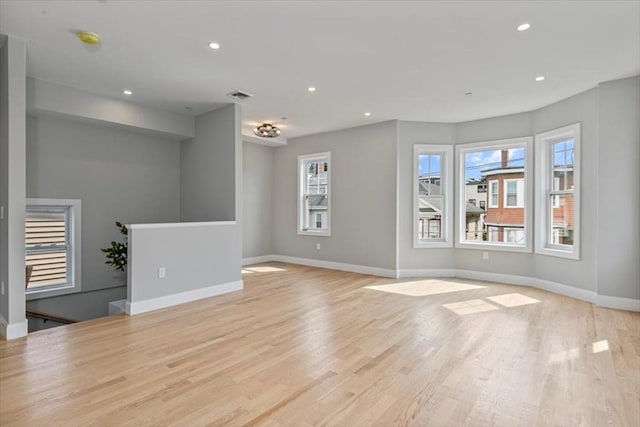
left=127, top=221, right=236, bottom=230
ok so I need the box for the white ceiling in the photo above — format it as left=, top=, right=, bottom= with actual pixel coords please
left=1, top=1, right=639, bottom=140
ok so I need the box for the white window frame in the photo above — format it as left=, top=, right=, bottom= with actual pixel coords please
left=456, top=137, right=533, bottom=252
left=413, top=144, right=454, bottom=248
left=26, top=198, right=82, bottom=300
left=488, top=180, right=499, bottom=208
left=298, top=152, right=331, bottom=236
left=503, top=178, right=524, bottom=208
left=535, top=123, right=581, bottom=260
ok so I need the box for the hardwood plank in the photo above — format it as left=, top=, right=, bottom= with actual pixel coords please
left=1, top=262, right=638, bottom=426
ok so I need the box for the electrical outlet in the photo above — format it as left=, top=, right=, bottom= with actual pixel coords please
left=482, top=251, right=489, bottom=260
left=158, top=267, right=166, bottom=279
left=316, top=243, right=321, bottom=250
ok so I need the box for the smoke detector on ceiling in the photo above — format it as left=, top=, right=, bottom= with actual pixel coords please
left=226, top=90, right=253, bottom=101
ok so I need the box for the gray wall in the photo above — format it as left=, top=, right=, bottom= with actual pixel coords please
left=26, top=114, right=181, bottom=294
left=272, top=121, right=398, bottom=270
left=0, top=36, right=27, bottom=332
left=596, top=76, right=640, bottom=299
left=243, top=141, right=274, bottom=259
left=181, top=104, right=238, bottom=222
left=128, top=223, right=241, bottom=305
left=532, top=88, right=599, bottom=291
left=397, top=121, right=456, bottom=270
left=27, top=286, right=127, bottom=331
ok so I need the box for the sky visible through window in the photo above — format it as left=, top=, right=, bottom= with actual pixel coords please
left=418, top=142, right=572, bottom=180
left=463, top=148, right=525, bottom=180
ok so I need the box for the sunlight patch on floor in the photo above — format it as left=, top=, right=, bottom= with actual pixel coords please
left=592, top=340, right=609, bottom=353
left=442, top=299, right=500, bottom=315
left=364, top=279, right=485, bottom=297
left=486, top=293, right=540, bottom=307
left=548, top=347, right=580, bottom=364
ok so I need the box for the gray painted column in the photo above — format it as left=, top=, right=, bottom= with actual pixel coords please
left=0, top=35, right=27, bottom=339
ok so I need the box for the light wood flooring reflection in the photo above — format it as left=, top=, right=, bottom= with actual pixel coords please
left=1, top=263, right=638, bottom=426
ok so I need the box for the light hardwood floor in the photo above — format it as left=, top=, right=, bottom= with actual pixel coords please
left=1, top=263, right=638, bottom=427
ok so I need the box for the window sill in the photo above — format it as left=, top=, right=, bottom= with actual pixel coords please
left=535, top=246, right=579, bottom=260
left=414, top=240, right=453, bottom=249
left=456, top=241, right=532, bottom=253
left=26, top=284, right=80, bottom=301
left=298, top=230, right=331, bottom=237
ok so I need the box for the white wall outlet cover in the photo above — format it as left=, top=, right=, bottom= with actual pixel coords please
left=316, top=243, right=321, bottom=250
left=158, top=267, right=166, bottom=278
left=482, top=251, right=489, bottom=260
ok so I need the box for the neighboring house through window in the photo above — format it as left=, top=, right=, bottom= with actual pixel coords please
left=457, top=137, right=533, bottom=251
left=298, top=152, right=331, bottom=236
left=414, top=144, right=454, bottom=247
left=535, top=123, right=580, bottom=259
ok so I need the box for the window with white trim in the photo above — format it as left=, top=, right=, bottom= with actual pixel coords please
left=298, top=152, right=330, bottom=236
left=25, top=199, right=81, bottom=297
left=457, top=137, right=533, bottom=251
left=488, top=180, right=499, bottom=208
left=504, top=179, right=524, bottom=208
left=535, top=123, right=580, bottom=259
left=414, top=144, right=453, bottom=247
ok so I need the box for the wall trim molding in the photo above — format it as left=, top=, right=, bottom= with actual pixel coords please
left=272, top=255, right=397, bottom=278
left=0, top=314, right=28, bottom=340
left=242, top=255, right=277, bottom=266
left=125, top=280, right=243, bottom=315
left=397, top=268, right=456, bottom=278
left=595, top=294, right=640, bottom=312
left=243, top=254, right=639, bottom=312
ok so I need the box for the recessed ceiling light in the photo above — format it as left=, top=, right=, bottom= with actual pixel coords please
left=535, top=76, right=545, bottom=82
left=123, top=90, right=132, bottom=95
left=208, top=42, right=221, bottom=50
left=516, top=23, right=531, bottom=32
left=307, top=87, right=316, bottom=92
left=465, top=92, right=473, bottom=96
left=364, top=112, right=371, bottom=117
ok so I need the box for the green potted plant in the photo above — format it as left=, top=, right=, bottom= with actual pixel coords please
left=101, top=221, right=127, bottom=271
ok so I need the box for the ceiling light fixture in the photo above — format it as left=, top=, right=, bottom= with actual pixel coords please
left=254, top=123, right=281, bottom=138
left=465, top=92, right=473, bottom=96
left=364, top=112, right=371, bottom=117
left=123, top=90, right=132, bottom=95
left=535, top=76, right=545, bottom=81
left=76, top=31, right=100, bottom=45
left=208, top=42, right=221, bottom=50
left=307, top=87, right=316, bottom=92
left=516, top=23, right=531, bottom=32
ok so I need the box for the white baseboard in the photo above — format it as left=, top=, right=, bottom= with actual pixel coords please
left=126, top=280, right=244, bottom=315
left=271, top=254, right=397, bottom=278
left=456, top=269, right=598, bottom=304
left=397, top=268, right=456, bottom=279
left=240, top=255, right=639, bottom=312
left=0, top=314, right=28, bottom=340
left=595, top=294, right=640, bottom=312
left=242, top=255, right=276, bottom=266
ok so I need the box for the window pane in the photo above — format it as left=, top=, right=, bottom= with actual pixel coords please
left=418, top=154, right=442, bottom=196
left=418, top=196, right=443, bottom=240
left=549, top=193, right=574, bottom=246
left=300, top=154, right=330, bottom=233
left=553, top=139, right=574, bottom=191
left=25, top=209, right=69, bottom=289
left=463, top=146, right=526, bottom=245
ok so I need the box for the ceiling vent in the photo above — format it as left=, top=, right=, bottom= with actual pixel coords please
left=226, top=90, right=253, bottom=101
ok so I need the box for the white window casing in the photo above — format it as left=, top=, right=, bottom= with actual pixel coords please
left=413, top=144, right=454, bottom=248
left=535, top=123, right=581, bottom=260
left=456, top=137, right=533, bottom=252
left=298, top=152, right=331, bottom=236
left=26, top=198, right=82, bottom=299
